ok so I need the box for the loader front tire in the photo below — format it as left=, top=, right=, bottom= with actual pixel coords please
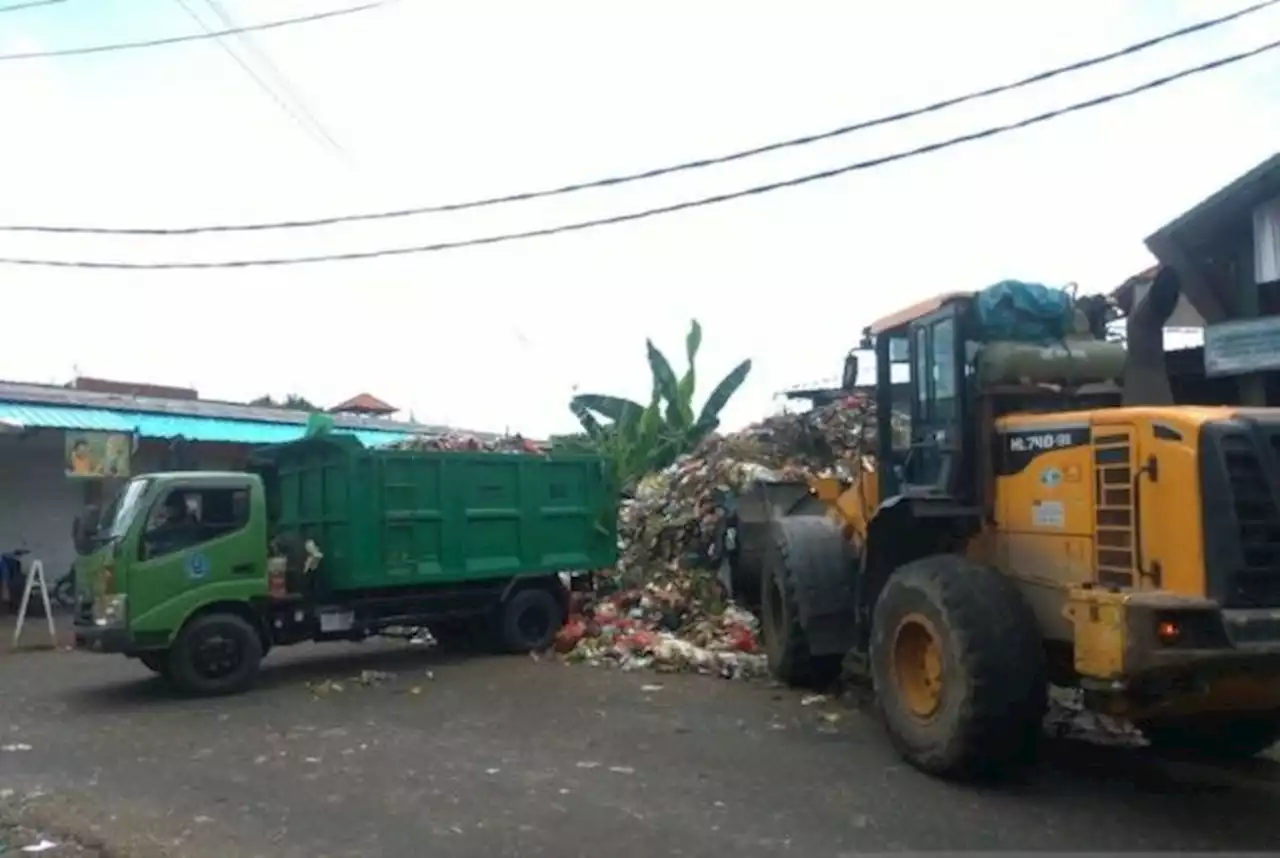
left=870, top=554, right=1047, bottom=781
left=760, top=517, right=848, bottom=688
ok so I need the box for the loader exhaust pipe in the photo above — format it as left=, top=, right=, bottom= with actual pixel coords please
left=1122, top=266, right=1180, bottom=407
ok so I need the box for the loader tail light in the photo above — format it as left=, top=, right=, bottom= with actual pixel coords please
left=1156, top=619, right=1181, bottom=644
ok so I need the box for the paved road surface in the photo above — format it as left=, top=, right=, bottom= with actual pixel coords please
left=3, top=641, right=1280, bottom=857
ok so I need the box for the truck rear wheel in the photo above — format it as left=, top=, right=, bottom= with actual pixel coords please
left=1139, top=712, right=1280, bottom=760
left=870, top=554, right=1047, bottom=780
left=497, top=588, right=563, bottom=654
left=168, top=612, right=264, bottom=696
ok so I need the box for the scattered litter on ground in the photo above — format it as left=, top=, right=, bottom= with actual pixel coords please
left=1, top=744, right=31, bottom=753
left=1045, top=686, right=1144, bottom=747
left=800, top=694, right=828, bottom=707
left=607, top=765, right=636, bottom=775
left=306, top=669, right=399, bottom=697
left=639, top=684, right=664, bottom=693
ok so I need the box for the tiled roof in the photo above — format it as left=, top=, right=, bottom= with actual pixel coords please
left=330, top=392, right=396, bottom=414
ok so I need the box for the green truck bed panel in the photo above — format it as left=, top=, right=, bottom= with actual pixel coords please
left=256, top=437, right=617, bottom=591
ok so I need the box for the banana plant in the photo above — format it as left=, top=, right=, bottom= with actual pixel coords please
left=568, top=319, right=753, bottom=490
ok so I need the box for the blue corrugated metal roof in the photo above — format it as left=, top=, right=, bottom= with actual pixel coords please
left=0, top=402, right=410, bottom=447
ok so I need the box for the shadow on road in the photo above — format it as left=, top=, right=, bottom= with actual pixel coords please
left=61, top=641, right=488, bottom=710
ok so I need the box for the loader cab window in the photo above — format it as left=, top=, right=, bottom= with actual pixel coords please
left=905, top=308, right=967, bottom=496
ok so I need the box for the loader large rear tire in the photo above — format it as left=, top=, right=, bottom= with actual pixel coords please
left=870, top=554, right=1047, bottom=781
left=760, top=517, right=850, bottom=688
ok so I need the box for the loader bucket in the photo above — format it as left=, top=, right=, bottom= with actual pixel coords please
left=725, top=480, right=826, bottom=611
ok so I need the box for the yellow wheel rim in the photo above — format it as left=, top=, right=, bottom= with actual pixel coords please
left=891, top=613, right=944, bottom=720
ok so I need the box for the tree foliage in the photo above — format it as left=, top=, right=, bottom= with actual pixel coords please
left=565, top=320, right=752, bottom=492
left=250, top=393, right=318, bottom=411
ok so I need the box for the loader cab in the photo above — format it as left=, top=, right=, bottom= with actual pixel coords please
left=868, top=293, right=976, bottom=503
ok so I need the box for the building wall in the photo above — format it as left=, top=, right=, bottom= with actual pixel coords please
left=0, top=430, right=254, bottom=600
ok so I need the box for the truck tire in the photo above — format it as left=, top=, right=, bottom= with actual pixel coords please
left=870, top=554, right=1047, bottom=780
left=760, top=517, right=848, bottom=688
left=497, top=588, right=563, bottom=654
left=1139, top=713, right=1280, bottom=760
left=167, top=612, right=264, bottom=697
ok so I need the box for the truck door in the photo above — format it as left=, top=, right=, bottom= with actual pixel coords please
left=126, top=481, right=263, bottom=632
left=904, top=303, right=969, bottom=497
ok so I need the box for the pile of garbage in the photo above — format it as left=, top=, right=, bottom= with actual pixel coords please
left=559, top=395, right=898, bottom=677
left=555, top=588, right=768, bottom=679
left=386, top=433, right=546, bottom=453
left=614, top=395, right=892, bottom=587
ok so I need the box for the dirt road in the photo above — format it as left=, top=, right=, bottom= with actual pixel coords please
left=3, top=641, right=1280, bottom=856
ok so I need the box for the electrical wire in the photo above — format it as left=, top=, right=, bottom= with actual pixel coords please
left=168, top=0, right=347, bottom=158
left=0, top=0, right=65, bottom=14
left=2, top=0, right=1273, bottom=236
left=196, top=0, right=349, bottom=159
left=1, top=37, right=1276, bottom=270
left=0, top=0, right=390, bottom=62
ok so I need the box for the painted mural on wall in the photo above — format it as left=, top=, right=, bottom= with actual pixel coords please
left=65, top=431, right=132, bottom=478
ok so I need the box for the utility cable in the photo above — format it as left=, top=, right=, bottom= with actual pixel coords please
left=195, top=0, right=348, bottom=158
left=0, top=0, right=390, bottom=62
left=0, top=37, right=1275, bottom=270
left=168, top=0, right=347, bottom=158
left=2, top=0, right=1272, bottom=236
left=0, top=0, right=65, bottom=14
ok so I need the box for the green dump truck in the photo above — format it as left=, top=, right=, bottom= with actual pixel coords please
left=71, top=435, right=617, bottom=695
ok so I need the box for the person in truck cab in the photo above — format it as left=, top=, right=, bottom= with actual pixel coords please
left=142, top=493, right=202, bottom=558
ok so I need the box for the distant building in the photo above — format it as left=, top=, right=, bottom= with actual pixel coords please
left=0, top=376, right=494, bottom=600
left=329, top=392, right=397, bottom=417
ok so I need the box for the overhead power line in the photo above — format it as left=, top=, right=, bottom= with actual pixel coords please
left=0, top=0, right=390, bottom=63
left=2, top=0, right=1273, bottom=237
left=168, top=0, right=347, bottom=158
left=197, top=0, right=348, bottom=158
left=0, top=0, right=66, bottom=14
left=2, top=38, right=1274, bottom=271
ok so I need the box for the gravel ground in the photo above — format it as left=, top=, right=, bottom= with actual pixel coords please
left=3, top=639, right=1280, bottom=857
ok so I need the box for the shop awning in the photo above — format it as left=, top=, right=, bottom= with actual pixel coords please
left=0, top=402, right=410, bottom=448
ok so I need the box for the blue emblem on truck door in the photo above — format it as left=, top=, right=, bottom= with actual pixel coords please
left=186, top=552, right=211, bottom=580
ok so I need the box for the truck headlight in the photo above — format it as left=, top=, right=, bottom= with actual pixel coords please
left=94, top=594, right=127, bottom=626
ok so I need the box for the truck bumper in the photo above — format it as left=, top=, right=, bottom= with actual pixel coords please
left=73, top=623, right=135, bottom=655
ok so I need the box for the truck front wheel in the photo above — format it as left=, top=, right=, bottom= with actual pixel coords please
left=497, top=588, right=563, bottom=653
left=168, top=612, right=264, bottom=696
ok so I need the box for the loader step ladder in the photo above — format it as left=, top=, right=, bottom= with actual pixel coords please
left=1093, top=428, right=1137, bottom=589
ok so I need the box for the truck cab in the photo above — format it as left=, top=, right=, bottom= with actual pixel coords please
left=73, top=472, right=270, bottom=657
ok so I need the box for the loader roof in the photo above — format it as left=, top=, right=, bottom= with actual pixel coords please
left=868, top=291, right=973, bottom=336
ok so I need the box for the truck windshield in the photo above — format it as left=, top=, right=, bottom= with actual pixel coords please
left=100, top=477, right=152, bottom=540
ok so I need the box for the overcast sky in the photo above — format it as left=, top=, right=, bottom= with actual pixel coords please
left=0, top=0, right=1276, bottom=437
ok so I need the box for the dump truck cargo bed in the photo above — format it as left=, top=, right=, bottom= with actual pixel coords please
left=253, top=436, right=617, bottom=593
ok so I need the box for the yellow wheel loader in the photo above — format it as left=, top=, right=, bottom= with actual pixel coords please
left=755, top=271, right=1280, bottom=780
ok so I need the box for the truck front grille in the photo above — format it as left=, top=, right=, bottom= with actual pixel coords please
left=1220, top=433, right=1280, bottom=607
